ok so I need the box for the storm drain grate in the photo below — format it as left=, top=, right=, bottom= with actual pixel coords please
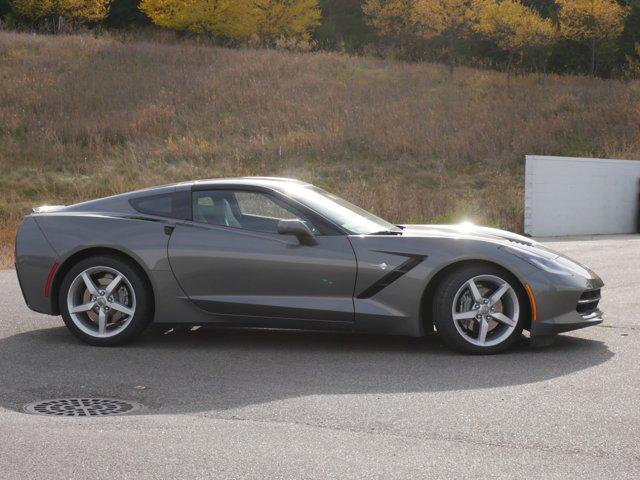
left=24, top=398, right=142, bottom=417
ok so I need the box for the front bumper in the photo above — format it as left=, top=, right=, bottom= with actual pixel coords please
left=533, top=309, right=603, bottom=336
left=526, top=268, right=604, bottom=338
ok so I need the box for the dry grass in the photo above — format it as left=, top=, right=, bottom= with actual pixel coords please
left=2, top=31, right=640, bottom=268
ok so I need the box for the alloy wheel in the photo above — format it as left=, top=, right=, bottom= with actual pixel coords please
left=66, top=266, right=137, bottom=338
left=451, top=275, right=519, bottom=347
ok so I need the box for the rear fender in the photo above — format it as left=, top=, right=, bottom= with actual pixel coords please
left=14, top=216, right=59, bottom=314
left=20, top=213, right=172, bottom=315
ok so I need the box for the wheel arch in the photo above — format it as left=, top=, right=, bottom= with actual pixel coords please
left=49, top=246, right=156, bottom=316
left=420, top=259, right=533, bottom=334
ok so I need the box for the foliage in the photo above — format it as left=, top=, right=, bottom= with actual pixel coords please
left=254, top=0, right=321, bottom=43
left=412, top=0, right=475, bottom=39
left=623, top=40, right=640, bottom=76
left=363, top=0, right=555, bottom=68
left=361, top=0, right=416, bottom=47
left=557, top=0, right=629, bottom=74
left=105, top=0, right=149, bottom=27
left=412, top=0, right=477, bottom=68
left=10, top=0, right=110, bottom=23
left=2, top=1, right=640, bottom=78
left=313, top=0, right=374, bottom=52
left=558, top=0, right=627, bottom=42
left=140, top=0, right=320, bottom=43
left=139, top=0, right=254, bottom=38
left=473, top=0, right=556, bottom=57
left=1, top=0, right=12, bottom=18
left=362, top=0, right=479, bottom=63
left=10, top=0, right=53, bottom=21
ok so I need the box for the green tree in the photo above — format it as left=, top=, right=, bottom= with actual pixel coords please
left=557, top=0, right=629, bottom=75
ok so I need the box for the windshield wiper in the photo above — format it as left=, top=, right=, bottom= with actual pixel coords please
left=369, top=230, right=403, bottom=236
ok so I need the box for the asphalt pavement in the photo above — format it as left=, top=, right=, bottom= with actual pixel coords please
left=0, top=235, right=639, bottom=479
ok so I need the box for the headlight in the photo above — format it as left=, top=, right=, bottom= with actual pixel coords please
left=502, top=246, right=591, bottom=278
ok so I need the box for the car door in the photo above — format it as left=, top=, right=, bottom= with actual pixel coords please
left=167, top=187, right=357, bottom=328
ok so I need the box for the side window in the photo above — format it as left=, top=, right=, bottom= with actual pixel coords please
left=192, top=190, right=242, bottom=228
left=192, top=190, right=319, bottom=234
left=130, top=191, right=190, bottom=220
left=235, top=192, right=299, bottom=220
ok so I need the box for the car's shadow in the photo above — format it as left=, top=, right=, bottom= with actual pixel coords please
left=0, top=325, right=613, bottom=415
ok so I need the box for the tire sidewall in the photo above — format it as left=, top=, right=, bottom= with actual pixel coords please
left=58, top=255, right=152, bottom=346
left=433, top=264, right=527, bottom=355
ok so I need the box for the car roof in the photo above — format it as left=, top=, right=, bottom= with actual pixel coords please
left=192, top=177, right=310, bottom=189
left=60, top=177, right=311, bottom=213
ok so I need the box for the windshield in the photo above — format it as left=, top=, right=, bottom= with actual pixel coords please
left=283, top=185, right=400, bottom=235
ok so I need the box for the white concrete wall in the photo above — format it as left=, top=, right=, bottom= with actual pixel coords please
left=524, top=155, right=640, bottom=236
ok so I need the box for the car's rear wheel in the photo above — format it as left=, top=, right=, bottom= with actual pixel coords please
left=433, top=265, right=526, bottom=354
left=59, top=255, right=153, bottom=346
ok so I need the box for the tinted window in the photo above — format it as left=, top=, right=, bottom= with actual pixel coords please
left=130, top=191, right=190, bottom=220
left=192, top=190, right=319, bottom=234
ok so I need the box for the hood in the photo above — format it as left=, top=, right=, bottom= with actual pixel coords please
left=400, top=224, right=561, bottom=260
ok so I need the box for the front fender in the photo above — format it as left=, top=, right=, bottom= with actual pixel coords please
left=348, top=235, right=539, bottom=337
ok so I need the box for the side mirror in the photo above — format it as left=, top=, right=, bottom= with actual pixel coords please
left=277, top=219, right=317, bottom=245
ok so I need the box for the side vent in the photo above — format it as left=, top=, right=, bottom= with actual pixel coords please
left=357, top=254, right=425, bottom=299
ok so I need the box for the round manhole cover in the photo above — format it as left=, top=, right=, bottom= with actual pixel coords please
left=24, top=398, right=142, bottom=417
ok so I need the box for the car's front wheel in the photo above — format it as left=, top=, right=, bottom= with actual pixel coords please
left=433, top=265, right=526, bottom=354
left=59, top=255, right=153, bottom=346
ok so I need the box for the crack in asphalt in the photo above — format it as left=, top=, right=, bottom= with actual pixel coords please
left=597, top=324, right=639, bottom=331
left=187, top=412, right=640, bottom=463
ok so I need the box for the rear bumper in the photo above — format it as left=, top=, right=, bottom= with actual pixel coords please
left=15, top=216, right=59, bottom=315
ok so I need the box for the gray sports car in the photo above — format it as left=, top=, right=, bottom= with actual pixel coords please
left=15, top=177, right=604, bottom=354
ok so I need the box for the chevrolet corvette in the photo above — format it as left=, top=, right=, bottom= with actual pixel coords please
left=15, top=177, right=604, bottom=354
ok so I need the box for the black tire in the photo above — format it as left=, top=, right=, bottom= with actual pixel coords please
left=58, top=255, right=153, bottom=346
left=432, top=264, right=527, bottom=355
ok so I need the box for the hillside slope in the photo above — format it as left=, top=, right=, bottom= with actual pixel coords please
left=1, top=32, right=639, bottom=266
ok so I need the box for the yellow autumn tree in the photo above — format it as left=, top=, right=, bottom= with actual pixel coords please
left=362, top=0, right=417, bottom=50
left=473, top=0, right=556, bottom=72
left=557, top=0, right=629, bottom=75
left=412, top=0, right=476, bottom=71
left=253, top=0, right=321, bottom=44
left=140, top=0, right=320, bottom=44
left=11, top=0, right=109, bottom=29
left=139, top=0, right=255, bottom=38
left=10, top=0, right=54, bottom=21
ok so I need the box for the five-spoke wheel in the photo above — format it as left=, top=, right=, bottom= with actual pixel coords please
left=451, top=275, right=519, bottom=348
left=433, top=265, right=526, bottom=354
left=67, top=266, right=137, bottom=338
left=59, top=255, right=152, bottom=346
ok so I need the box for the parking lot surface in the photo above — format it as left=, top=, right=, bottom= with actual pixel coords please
left=1, top=236, right=639, bottom=479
